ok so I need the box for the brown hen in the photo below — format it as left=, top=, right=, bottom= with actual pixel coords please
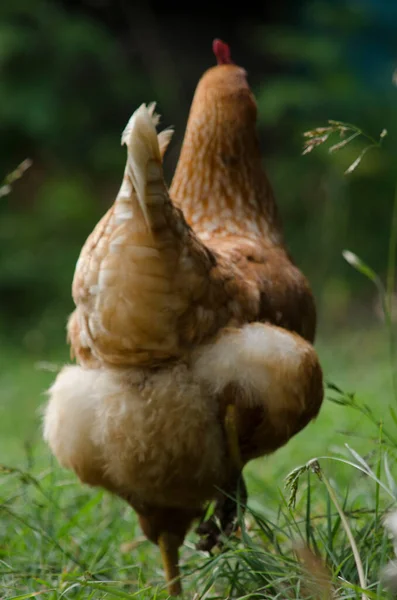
left=43, top=40, right=322, bottom=596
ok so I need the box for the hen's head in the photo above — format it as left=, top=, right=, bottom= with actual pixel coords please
left=170, top=39, right=279, bottom=239
left=191, top=39, right=257, bottom=121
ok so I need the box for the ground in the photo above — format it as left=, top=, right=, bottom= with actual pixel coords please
left=0, top=323, right=395, bottom=598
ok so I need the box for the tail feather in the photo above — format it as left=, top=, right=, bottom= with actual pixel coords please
left=70, top=101, right=202, bottom=368
left=158, top=127, right=174, bottom=158
left=121, top=103, right=174, bottom=229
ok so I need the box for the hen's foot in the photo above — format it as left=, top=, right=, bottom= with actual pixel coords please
left=195, top=474, right=247, bottom=553
left=195, top=518, right=221, bottom=552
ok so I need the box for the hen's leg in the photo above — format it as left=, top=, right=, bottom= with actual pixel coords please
left=139, top=509, right=199, bottom=597
left=224, top=404, right=243, bottom=470
left=158, top=532, right=182, bottom=596
left=218, top=471, right=247, bottom=536
left=196, top=472, right=247, bottom=552
left=196, top=404, right=246, bottom=552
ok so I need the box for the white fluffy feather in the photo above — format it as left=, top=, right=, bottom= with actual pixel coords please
left=44, top=362, right=225, bottom=508
left=194, top=323, right=306, bottom=413
left=44, top=322, right=319, bottom=507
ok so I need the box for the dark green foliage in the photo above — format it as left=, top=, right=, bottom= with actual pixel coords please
left=0, top=0, right=395, bottom=340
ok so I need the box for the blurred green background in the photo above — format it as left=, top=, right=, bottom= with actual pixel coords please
left=1, top=0, right=396, bottom=344
left=0, top=0, right=396, bottom=458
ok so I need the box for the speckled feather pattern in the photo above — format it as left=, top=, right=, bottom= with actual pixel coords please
left=170, top=65, right=316, bottom=343
left=69, top=106, right=231, bottom=367
left=170, top=67, right=282, bottom=242
left=69, top=70, right=316, bottom=369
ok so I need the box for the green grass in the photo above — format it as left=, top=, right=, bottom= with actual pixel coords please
left=1, top=323, right=397, bottom=598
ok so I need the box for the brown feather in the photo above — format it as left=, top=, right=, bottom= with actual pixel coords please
left=170, top=64, right=316, bottom=343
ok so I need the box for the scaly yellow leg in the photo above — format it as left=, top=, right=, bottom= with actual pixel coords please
left=224, top=404, right=243, bottom=471
left=158, top=532, right=182, bottom=596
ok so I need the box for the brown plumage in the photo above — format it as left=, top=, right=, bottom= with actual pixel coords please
left=43, top=40, right=323, bottom=596
left=170, top=44, right=316, bottom=343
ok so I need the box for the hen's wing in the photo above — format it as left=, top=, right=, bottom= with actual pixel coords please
left=69, top=104, right=232, bottom=367
left=202, top=236, right=317, bottom=343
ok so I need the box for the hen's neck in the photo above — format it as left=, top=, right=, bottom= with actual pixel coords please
left=170, top=108, right=284, bottom=246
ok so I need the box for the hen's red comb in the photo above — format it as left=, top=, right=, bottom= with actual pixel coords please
left=213, top=39, right=233, bottom=65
